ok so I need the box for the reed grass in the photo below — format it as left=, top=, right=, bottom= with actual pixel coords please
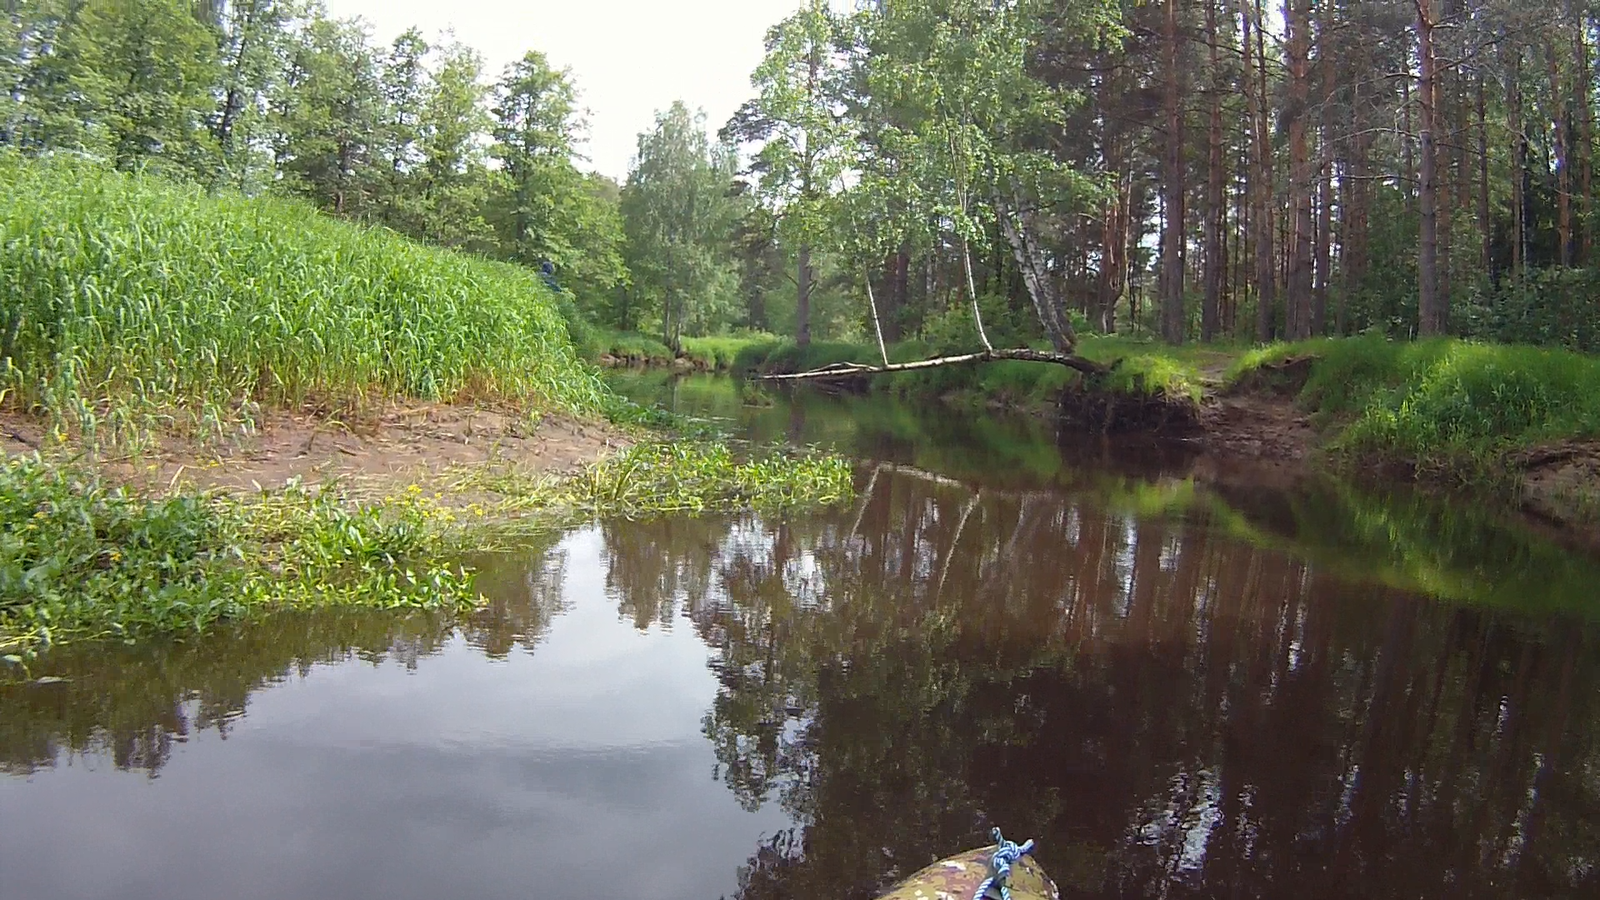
left=0, top=153, right=608, bottom=443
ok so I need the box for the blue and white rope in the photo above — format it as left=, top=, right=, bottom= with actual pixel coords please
left=972, top=827, right=1035, bottom=900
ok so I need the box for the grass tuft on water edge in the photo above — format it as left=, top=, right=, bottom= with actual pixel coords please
left=0, top=442, right=854, bottom=659
left=0, top=454, right=478, bottom=659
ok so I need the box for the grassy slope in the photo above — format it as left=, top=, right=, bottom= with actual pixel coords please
left=0, top=153, right=608, bottom=439
left=1232, top=336, right=1600, bottom=484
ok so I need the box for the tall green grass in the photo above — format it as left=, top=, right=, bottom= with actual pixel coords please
left=0, top=153, right=607, bottom=440
left=1232, top=336, right=1600, bottom=482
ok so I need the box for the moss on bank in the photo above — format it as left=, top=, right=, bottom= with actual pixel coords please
left=0, top=443, right=853, bottom=659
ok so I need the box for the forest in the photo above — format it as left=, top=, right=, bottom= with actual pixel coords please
left=4, top=0, right=1596, bottom=357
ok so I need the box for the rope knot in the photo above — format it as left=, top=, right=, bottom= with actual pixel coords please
left=971, top=827, right=1035, bottom=900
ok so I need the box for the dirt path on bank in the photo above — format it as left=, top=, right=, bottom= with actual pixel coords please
left=1, top=404, right=630, bottom=500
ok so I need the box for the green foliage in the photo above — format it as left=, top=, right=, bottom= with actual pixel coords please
left=79, top=0, right=220, bottom=173
left=0, top=455, right=477, bottom=656
left=1232, top=336, right=1600, bottom=483
left=680, top=333, right=784, bottom=370
left=621, top=102, right=743, bottom=348
left=562, top=442, right=855, bottom=516
left=594, top=330, right=676, bottom=365
left=733, top=1, right=853, bottom=258
left=271, top=12, right=384, bottom=214
left=2, top=0, right=220, bottom=175
left=0, top=153, right=608, bottom=438
left=1457, top=269, right=1600, bottom=353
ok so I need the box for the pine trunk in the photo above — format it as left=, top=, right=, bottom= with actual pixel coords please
left=1161, top=0, right=1187, bottom=345
left=1314, top=127, right=1332, bottom=336
left=1552, top=38, right=1572, bottom=266
left=1202, top=0, right=1225, bottom=342
left=1476, top=69, right=1492, bottom=274
left=1580, top=6, right=1595, bottom=265
left=1243, top=0, right=1276, bottom=341
left=1284, top=0, right=1314, bottom=339
left=1417, top=0, right=1444, bottom=335
left=1512, top=50, right=1527, bottom=275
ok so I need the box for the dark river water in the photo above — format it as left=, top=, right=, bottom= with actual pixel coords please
left=4, top=373, right=1599, bottom=900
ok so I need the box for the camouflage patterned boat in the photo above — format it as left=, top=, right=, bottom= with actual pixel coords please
left=874, top=833, right=1060, bottom=900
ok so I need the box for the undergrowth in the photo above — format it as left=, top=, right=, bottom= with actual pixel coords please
left=0, top=153, right=608, bottom=444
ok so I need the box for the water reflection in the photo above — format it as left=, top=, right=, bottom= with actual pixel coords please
left=651, top=469, right=1600, bottom=899
left=4, top=391, right=1600, bottom=899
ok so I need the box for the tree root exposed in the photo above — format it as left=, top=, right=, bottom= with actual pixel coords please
left=756, top=347, right=1110, bottom=382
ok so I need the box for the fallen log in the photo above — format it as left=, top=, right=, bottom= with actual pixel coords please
left=757, top=347, right=1111, bottom=381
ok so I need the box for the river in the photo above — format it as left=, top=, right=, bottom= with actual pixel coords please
left=2, top=373, right=1597, bottom=900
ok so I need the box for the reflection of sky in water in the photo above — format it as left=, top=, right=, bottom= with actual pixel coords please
left=0, top=528, right=791, bottom=900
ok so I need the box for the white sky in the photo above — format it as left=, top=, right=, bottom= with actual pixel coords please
left=323, top=0, right=809, bottom=181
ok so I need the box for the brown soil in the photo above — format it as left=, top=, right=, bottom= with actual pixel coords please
left=1058, top=385, right=1203, bottom=434
left=2, top=404, right=629, bottom=500
left=1198, top=392, right=1318, bottom=470
left=1516, top=441, right=1600, bottom=529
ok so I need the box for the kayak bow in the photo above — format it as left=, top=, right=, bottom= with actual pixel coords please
left=875, top=833, right=1060, bottom=900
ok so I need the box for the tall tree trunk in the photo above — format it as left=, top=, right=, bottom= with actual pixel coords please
left=998, top=193, right=1079, bottom=353
left=1284, top=0, right=1314, bottom=339
left=1243, top=0, right=1276, bottom=341
left=796, top=246, right=813, bottom=347
left=1477, top=68, right=1492, bottom=276
left=885, top=248, right=909, bottom=342
left=1202, top=0, right=1225, bottom=342
left=1346, top=70, right=1371, bottom=332
left=1403, top=62, right=1415, bottom=210
left=1315, top=130, right=1332, bottom=336
left=1417, top=0, right=1444, bottom=335
left=1161, top=0, right=1187, bottom=345
left=1579, top=5, right=1595, bottom=265
left=1551, top=34, right=1573, bottom=266
left=796, top=43, right=819, bottom=347
left=1512, top=49, right=1527, bottom=275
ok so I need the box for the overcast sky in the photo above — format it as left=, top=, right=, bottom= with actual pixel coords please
left=322, top=0, right=809, bottom=182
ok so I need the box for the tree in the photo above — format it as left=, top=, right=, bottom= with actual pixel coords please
left=622, top=101, right=740, bottom=350
left=72, top=0, right=220, bottom=175
left=488, top=50, right=582, bottom=265
left=850, top=0, right=1114, bottom=355
left=562, top=171, right=629, bottom=328
left=413, top=41, right=493, bottom=250
left=208, top=0, right=288, bottom=189
left=271, top=11, right=384, bottom=215
left=370, top=27, right=429, bottom=230
left=724, top=0, right=849, bottom=348
left=1416, top=0, right=1444, bottom=334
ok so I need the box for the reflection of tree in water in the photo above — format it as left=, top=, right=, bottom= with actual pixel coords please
left=595, top=469, right=1600, bottom=900
left=0, top=610, right=456, bottom=777
left=602, top=516, right=728, bottom=630
left=459, top=535, right=571, bottom=657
